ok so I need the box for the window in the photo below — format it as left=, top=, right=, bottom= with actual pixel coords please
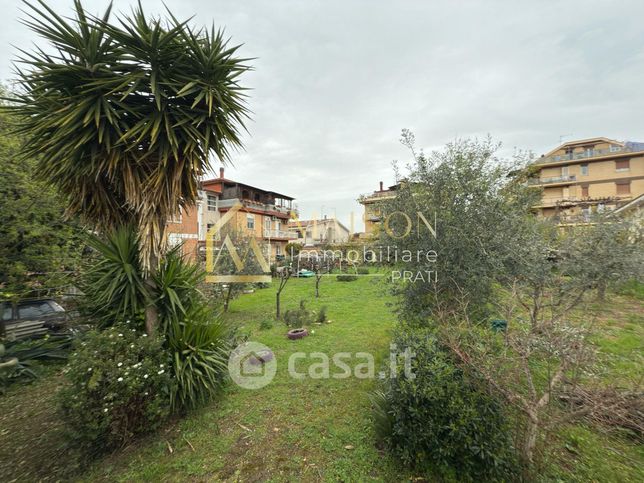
left=207, top=195, right=217, bottom=211
left=580, top=163, right=588, bottom=176
left=610, top=145, right=621, bottom=152
left=615, top=159, right=630, bottom=172
left=581, top=185, right=589, bottom=197
left=206, top=223, right=214, bottom=233
left=597, top=203, right=605, bottom=213
left=616, top=181, right=631, bottom=195
left=561, top=166, right=569, bottom=177
left=2, top=304, right=12, bottom=321
left=581, top=206, right=591, bottom=221
left=246, top=214, right=255, bottom=229
left=18, top=302, right=55, bottom=319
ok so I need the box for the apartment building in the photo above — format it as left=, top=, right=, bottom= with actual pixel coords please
left=287, top=217, right=351, bottom=246
left=531, top=137, right=644, bottom=223
left=202, top=168, right=297, bottom=260
left=358, top=181, right=400, bottom=235
left=166, top=188, right=220, bottom=260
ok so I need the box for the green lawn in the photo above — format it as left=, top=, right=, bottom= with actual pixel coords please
left=82, top=274, right=404, bottom=481
left=1, top=276, right=642, bottom=482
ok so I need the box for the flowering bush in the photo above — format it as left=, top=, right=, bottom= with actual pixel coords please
left=59, top=324, right=173, bottom=452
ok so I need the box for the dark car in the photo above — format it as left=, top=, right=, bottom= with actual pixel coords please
left=1, top=299, right=69, bottom=340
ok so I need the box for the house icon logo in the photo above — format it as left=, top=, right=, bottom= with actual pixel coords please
left=228, top=341, right=277, bottom=389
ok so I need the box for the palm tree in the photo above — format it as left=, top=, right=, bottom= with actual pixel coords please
left=6, top=0, right=251, bottom=333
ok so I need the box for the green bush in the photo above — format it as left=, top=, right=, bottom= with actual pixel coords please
left=79, top=227, right=149, bottom=328
left=336, top=274, right=358, bottom=282
left=357, top=267, right=370, bottom=274
left=316, top=306, right=328, bottom=324
left=373, top=328, right=518, bottom=480
left=259, top=319, right=274, bottom=330
left=59, top=325, right=172, bottom=452
left=283, top=300, right=315, bottom=327
left=166, top=305, right=233, bottom=411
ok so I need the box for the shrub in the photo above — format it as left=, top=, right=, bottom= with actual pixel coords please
left=166, top=305, right=233, bottom=411
left=357, top=267, right=369, bottom=275
left=59, top=325, right=172, bottom=452
left=336, top=274, right=357, bottom=282
left=283, top=300, right=314, bottom=327
left=79, top=227, right=149, bottom=328
left=316, top=306, right=328, bottom=324
left=373, top=327, right=518, bottom=480
left=259, top=319, right=274, bottom=330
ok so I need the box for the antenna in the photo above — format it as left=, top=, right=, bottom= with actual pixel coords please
left=559, top=133, right=573, bottom=144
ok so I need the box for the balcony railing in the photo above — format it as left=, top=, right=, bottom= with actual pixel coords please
left=263, top=229, right=295, bottom=239
left=218, top=198, right=298, bottom=216
left=536, top=144, right=644, bottom=165
left=528, top=175, right=576, bottom=185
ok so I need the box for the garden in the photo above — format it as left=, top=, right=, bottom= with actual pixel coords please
left=0, top=1, right=642, bottom=482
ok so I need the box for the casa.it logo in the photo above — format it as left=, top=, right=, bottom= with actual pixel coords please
left=205, top=202, right=271, bottom=283
left=228, top=341, right=277, bottom=390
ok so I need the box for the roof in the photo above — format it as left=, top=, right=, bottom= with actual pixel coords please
left=202, top=177, right=294, bottom=200
left=543, top=137, right=623, bottom=157
left=288, top=218, right=350, bottom=232
left=612, top=194, right=644, bottom=216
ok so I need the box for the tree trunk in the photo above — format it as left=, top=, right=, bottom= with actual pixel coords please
left=224, top=284, right=233, bottom=312
left=315, top=277, right=320, bottom=298
left=144, top=252, right=159, bottom=336
left=276, top=291, right=281, bottom=319
left=522, top=416, right=539, bottom=465
left=596, top=281, right=606, bottom=301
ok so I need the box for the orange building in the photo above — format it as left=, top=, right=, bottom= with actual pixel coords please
left=202, top=168, right=297, bottom=260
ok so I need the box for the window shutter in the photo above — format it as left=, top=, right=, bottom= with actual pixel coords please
left=616, top=181, right=631, bottom=195
left=616, top=159, right=630, bottom=170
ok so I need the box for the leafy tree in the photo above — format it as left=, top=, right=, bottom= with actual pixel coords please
left=380, top=130, right=538, bottom=322
left=5, top=0, right=251, bottom=333
left=0, top=98, right=82, bottom=298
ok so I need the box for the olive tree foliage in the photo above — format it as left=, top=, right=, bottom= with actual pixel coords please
left=442, top=216, right=642, bottom=466
left=380, top=130, right=539, bottom=322
left=4, top=0, right=251, bottom=333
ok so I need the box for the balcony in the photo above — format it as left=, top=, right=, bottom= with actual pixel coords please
left=263, top=229, right=295, bottom=239
left=536, top=144, right=643, bottom=165
left=218, top=198, right=298, bottom=217
left=528, top=175, right=576, bottom=186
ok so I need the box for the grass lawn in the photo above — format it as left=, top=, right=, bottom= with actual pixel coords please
left=0, top=276, right=642, bottom=481
left=82, top=274, right=404, bottom=481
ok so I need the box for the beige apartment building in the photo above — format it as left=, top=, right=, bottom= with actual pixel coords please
left=358, top=181, right=400, bottom=235
left=531, top=137, right=644, bottom=223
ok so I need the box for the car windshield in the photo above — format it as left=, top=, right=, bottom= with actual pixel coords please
left=18, top=301, right=58, bottom=319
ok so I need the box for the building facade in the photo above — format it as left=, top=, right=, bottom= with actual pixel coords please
left=358, top=181, right=399, bottom=235
left=287, top=217, right=350, bottom=246
left=202, top=168, right=297, bottom=260
left=531, top=137, right=644, bottom=224
left=166, top=188, right=220, bottom=260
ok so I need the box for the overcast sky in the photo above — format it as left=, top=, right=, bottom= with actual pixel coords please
left=2, top=0, right=643, bottom=230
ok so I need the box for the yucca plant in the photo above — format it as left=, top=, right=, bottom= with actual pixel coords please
left=5, top=0, right=251, bottom=334
left=80, top=226, right=149, bottom=327
left=154, top=246, right=205, bottom=332
left=166, top=305, right=233, bottom=411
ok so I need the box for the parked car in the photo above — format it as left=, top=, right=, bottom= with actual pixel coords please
left=296, top=269, right=316, bottom=278
left=1, top=299, right=71, bottom=340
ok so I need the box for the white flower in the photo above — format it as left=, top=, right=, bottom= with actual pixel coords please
left=104, top=408, right=108, bottom=413
left=117, top=377, right=123, bottom=382
left=87, top=367, right=93, bottom=372
left=311, top=330, right=316, bottom=335
left=157, top=370, right=165, bottom=375
left=117, top=362, right=123, bottom=367
left=130, top=344, right=135, bottom=349
left=159, top=364, right=164, bottom=368
left=118, top=333, right=123, bottom=337
left=142, top=334, right=148, bottom=337
left=144, top=392, right=149, bottom=396
left=144, top=374, right=149, bottom=379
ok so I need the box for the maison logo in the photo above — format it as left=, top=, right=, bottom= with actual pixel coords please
left=205, top=202, right=272, bottom=283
